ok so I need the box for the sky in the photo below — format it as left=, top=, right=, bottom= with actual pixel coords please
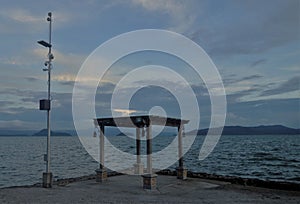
left=0, top=0, right=299, bottom=132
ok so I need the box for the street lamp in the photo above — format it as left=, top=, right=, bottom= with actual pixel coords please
left=38, top=12, right=53, bottom=188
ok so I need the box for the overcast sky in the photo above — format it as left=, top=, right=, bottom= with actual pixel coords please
left=0, top=0, right=299, bottom=131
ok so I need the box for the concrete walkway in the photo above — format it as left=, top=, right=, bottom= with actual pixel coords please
left=0, top=175, right=299, bottom=203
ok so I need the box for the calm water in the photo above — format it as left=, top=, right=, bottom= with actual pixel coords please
left=0, top=135, right=299, bottom=188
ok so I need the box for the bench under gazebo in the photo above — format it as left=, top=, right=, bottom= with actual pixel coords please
left=93, top=115, right=189, bottom=189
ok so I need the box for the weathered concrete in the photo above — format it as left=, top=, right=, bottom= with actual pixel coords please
left=0, top=175, right=299, bottom=204
left=95, top=168, right=107, bottom=182
left=142, top=173, right=158, bottom=190
left=42, top=172, right=53, bottom=188
left=176, top=167, right=188, bottom=180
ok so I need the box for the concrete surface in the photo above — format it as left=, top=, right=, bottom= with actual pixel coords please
left=0, top=175, right=299, bottom=203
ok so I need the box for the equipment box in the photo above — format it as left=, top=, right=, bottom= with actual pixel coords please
left=40, top=99, right=50, bottom=110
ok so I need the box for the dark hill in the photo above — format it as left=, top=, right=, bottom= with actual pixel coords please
left=188, top=125, right=300, bottom=135
left=33, top=129, right=72, bottom=136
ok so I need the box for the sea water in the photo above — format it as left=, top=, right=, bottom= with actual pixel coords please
left=0, top=135, right=299, bottom=188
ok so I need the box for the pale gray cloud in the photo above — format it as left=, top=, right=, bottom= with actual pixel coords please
left=25, top=77, right=39, bottom=82
left=260, top=76, right=300, bottom=96
left=224, top=74, right=263, bottom=85
left=227, top=88, right=262, bottom=104
left=227, top=98, right=299, bottom=128
left=58, top=81, right=75, bottom=86
left=250, top=59, right=267, bottom=68
left=190, top=0, right=300, bottom=56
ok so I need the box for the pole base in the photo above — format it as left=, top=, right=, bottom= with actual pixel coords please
left=42, top=172, right=53, bottom=188
left=176, top=167, right=187, bottom=180
left=95, top=169, right=107, bottom=182
left=142, top=174, right=157, bottom=190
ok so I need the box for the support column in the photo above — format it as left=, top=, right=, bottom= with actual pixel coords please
left=142, top=122, right=157, bottom=190
left=134, top=127, right=144, bottom=174
left=146, top=124, right=152, bottom=174
left=176, top=124, right=187, bottom=180
left=96, top=124, right=107, bottom=182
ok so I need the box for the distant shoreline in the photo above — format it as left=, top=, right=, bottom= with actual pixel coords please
left=0, top=125, right=299, bottom=136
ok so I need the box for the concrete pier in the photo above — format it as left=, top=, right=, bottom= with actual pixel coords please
left=1, top=174, right=299, bottom=204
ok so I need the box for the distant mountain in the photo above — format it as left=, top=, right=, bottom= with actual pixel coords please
left=32, top=129, right=72, bottom=136
left=187, top=125, right=300, bottom=135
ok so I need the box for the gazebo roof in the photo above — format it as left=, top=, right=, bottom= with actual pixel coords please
left=94, top=115, right=189, bottom=128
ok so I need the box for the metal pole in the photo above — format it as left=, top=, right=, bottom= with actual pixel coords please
left=38, top=12, right=53, bottom=188
left=46, top=12, right=52, bottom=174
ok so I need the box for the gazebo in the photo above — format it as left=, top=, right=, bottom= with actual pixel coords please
left=93, top=115, right=189, bottom=189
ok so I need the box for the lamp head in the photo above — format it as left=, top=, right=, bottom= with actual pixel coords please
left=48, top=53, right=54, bottom=60
left=47, top=12, right=52, bottom=21
left=37, top=40, right=51, bottom=48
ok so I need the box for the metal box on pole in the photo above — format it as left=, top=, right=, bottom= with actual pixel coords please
left=40, top=99, right=50, bottom=110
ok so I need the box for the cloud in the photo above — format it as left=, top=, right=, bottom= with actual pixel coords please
left=224, top=74, right=263, bottom=85
left=0, top=120, right=41, bottom=130
left=113, top=108, right=138, bottom=116
left=227, top=98, right=300, bottom=128
left=0, top=87, right=75, bottom=129
left=0, top=88, right=44, bottom=113
left=56, top=76, right=114, bottom=87
left=58, top=81, right=75, bottom=86
left=132, top=0, right=184, bottom=14
left=52, top=74, right=76, bottom=86
left=224, top=75, right=300, bottom=102
left=0, top=8, right=72, bottom=34
left=33, top=48, right=84, bottom=67
left=1, top=43, right=85, bottom=71
left=131, top=0, right=196, bottom=33
left=25, top=77, right=39, bottom=82
left=250, top=59, right=267, bottom=67
left=281, top=65, right=300, bottom=72
left=226, top=88, right=262, bottom=104
left=0, top=101, right=27, bottom=114
left=0, top=8, right=41, bottom=23
left=260, top=76, right=300, bottom=96
left=190, top=0, right=300, bottom=56
left=0, top=9, right=41, bottom=34
left=225, top=112, right=249, bottom=126
left=241, top=75, right=263, bottom=81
